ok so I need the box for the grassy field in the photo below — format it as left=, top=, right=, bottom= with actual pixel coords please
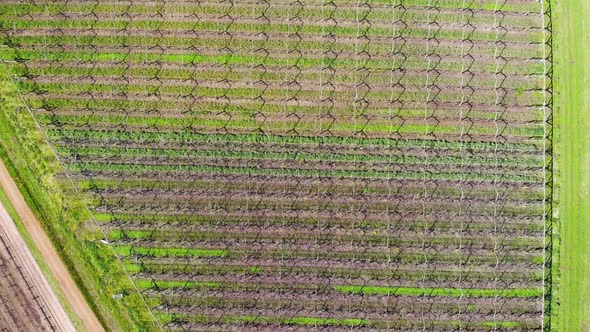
left=555, top=0, right=590, bottom=329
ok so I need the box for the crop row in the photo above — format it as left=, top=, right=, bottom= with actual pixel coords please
left=125, top=259, right=541, bottom=286
left=0, top=47, right=546, bottom=75
left=122, top=256, right=541, bottom=290
left=0, top=0, right=544, bottom=17
left=48, top=128, right=543, bottom=151
left=53, top=137, right=544, bottom=165
left=96, top=210, right=545, bottom=236
left=78, top=173, right=544, bottom=199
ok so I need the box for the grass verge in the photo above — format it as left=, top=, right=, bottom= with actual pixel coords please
left=553, top=0, right=590, bottom=329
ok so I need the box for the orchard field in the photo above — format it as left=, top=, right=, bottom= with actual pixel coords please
left=0, top=0, right=552, bottom=330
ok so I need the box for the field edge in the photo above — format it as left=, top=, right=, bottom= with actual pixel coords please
left=0, top=62, right=159, bottom=330
left=553, top=0, right=590, bottom=329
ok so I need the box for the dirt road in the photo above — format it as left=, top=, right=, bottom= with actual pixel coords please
left=0, top=159, right=103, bottom=331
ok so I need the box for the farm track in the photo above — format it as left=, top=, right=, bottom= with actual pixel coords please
left=0, top=0, right=550, bottom=330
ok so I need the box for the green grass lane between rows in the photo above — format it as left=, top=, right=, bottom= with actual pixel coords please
left=126, top=277, right=543, bottom=300
left=113, top=245, right=229, bottom=258
left=334, top=285, right=542, bottom=298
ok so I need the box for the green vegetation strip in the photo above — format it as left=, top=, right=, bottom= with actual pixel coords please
left=0, top=48, right=546, bottom=75
left=555, top=0, right=590, bottom=329
left=80, top=178, right=545, bottom=201
left=479, top=321, right=522, bottom=328
left=114, top=245, right=228, bottom=258
left=22, top=80, right=540, bottom=111
left=134, top=279, right=221, bottom=290
left=334, top=285, right=542, bottom=298
left=123, top=248, right=537, bottom=269
left=13, top=65, right=537, bottom=93
left=127, top=272, right=544, bottom=296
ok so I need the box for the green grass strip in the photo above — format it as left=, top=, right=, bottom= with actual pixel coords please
left=334, top=285, right=542, bottom=298
left=281, top=317, right=368, bottom=326
left=480, top=321, right=522, bottom=328
left=554, top=0, right=590, bottom=329
left=133, top=279, right=221, bottom=290
left=113, top=245, right=228, bottom=258
left=156, top=313, right=368, bottom=327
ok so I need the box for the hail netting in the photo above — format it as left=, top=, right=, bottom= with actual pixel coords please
left=0, top=0, right=551, bottom=330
